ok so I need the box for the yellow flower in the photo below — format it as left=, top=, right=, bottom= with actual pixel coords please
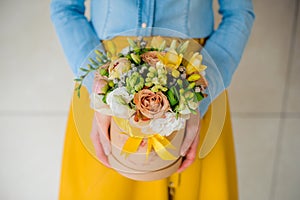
left=186, top=52, right=207, bottom=75
left=157, top=49, right=183, bottom=70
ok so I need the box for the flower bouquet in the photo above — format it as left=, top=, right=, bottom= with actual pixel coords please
left=75, top=36, right=208, bottom=181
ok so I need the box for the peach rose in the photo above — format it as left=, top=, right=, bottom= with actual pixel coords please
left=140, top=51, right=161, bottom=66
left=134, top=89, right=170, bottom=119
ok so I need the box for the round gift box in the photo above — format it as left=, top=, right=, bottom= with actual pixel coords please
left=108, top=117, right=185, bottom=181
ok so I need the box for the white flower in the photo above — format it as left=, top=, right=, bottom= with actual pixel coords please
left=156, top=61, right=164, bottom=68
left=106, top=87, right=134, bottom=118
left=178, top=99, right=199, bottom=115
left=188, top=100, right=199, bottom=110
left=150, top=112, right=186, bottom=136
left=178, top=101, right=191, bottom=115
left=90, top=93, right=112, bottom=116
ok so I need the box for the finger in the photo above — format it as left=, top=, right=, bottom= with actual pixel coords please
left=91, top=120, right=102, bottom=157
left=95, top=112, right=111, bottom=137
left=95, top=112, right=112, bottom=154
left=177, top=133, right=199, bottom=173
left=180, top=113, right=201, bottom=156
left=90, top=120, right=111, bottom=168
left=177, top=145, right=197, bottom=173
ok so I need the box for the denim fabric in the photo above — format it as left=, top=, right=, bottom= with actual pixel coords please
left=50, top=0, right=255, bottom=117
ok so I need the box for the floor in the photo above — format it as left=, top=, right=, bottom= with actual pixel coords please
left=0, top=0, right=299, bottom=199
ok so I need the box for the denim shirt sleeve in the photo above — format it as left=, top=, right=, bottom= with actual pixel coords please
left=50, top=0, right=255, bottom=118
left=50, top=0, right=104, bottom=77
left=199, top=0, right=255, bottom=117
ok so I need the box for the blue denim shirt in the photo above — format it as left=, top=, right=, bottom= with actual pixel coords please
left=50, top=0, right=255, bottom=117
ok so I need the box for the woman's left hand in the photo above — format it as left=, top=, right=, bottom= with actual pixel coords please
left=177, top=111, right=201, bottom=173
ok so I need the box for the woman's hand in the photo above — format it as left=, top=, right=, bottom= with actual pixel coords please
left=90, top=112, right=112, bottom=168
left=90, top=110, right=201, bottom=172
left=177, top=111, right=201, bottom=173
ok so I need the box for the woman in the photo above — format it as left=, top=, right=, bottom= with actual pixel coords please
left=50, top=0, right=255, bottom=199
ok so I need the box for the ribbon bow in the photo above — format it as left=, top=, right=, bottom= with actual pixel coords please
left=113, top=117, right=178, bottom=160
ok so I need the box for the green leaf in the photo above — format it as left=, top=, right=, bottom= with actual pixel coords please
left=99, top=68, right=109, bottom=76
left=95, top=50, right=103, bottom=56
left=87, top=64, right=94, bottom=70
left=74, top=78, right=82, bottom=82
left=125, top=54, right=132, bottom=61
left=77, top=88, right=81, bottom=98
left=195, top=92, right=204, bottom=101
left=130, top=53, right=141, bottom=64
left=167, top=89, right=178, bottom=107
left=95, top=56, right=103, bottom=63
left=80, top=67, right=89, bottom=72
left=189, top=109, right=197, bottom=114
left=187, top=82, right=195, bottom=89
left=89, top=58, right=98, bottom=66
left=101, top=84, right=109, bottom=94
left=102, top=94, right=107, bottom=104
left=95, top=50, right=107, bottom=60
left=108, top=80, right=115, bottom=87
left=171, top=86, right=180, bottom=102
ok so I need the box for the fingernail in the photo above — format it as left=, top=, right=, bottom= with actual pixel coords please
left=180, top=148, right=187, bottom=156
left=104, top=146, right=110, bottom=156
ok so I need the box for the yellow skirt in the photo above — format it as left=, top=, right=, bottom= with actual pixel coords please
left=59, top=90, right=238, bottom=200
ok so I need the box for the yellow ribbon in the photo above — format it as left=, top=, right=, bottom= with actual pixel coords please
left=113, top=117, right=177, bottom=160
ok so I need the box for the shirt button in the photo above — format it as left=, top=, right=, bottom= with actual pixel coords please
left=141, top=23, right=147, bottom=28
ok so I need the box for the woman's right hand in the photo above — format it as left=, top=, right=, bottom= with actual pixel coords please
left=90, top=112, right=112, bottom=168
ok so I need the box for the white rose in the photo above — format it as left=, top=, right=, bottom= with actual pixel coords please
left=150, top=112, right=186, bottom=136
left=106, top=87, right=134, bottom=118
left=90, top=93, right=112, bottom=116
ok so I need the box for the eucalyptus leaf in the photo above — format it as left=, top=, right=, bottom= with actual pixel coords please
left=80, top=67, right=89, bottom=72
left=96, top=56, right=103, bottom=63
left=95, top=50, right=103, bottom=56
left=89, top=58, right=98, bottom=66
left=87, top=64, right=95, bottom=70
